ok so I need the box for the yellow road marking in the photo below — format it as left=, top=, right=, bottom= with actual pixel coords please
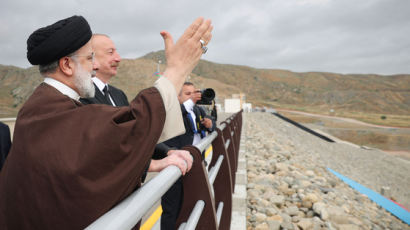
left=205, top=145, right=213, bottom=158
left=140, top=206, right=162, bottom=230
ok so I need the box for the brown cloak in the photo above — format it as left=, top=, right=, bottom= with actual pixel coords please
left=0, top=83, right=166, bottom=229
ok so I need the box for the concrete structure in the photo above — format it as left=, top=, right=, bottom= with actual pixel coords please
left=242, top=103, right=252, bottom=113
left=215, top=103, right=222, bottom=113
left=224, top=99, right=241, bottom=113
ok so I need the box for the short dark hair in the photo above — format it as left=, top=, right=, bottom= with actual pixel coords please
left=39, top=60, right=59, bottom=75
left=183, top=82, right=194, bottom=86
left=38, top=50, right=77, bottom=75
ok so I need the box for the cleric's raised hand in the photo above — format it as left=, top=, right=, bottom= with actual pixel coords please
left=161, top=17, right=213, bottom=93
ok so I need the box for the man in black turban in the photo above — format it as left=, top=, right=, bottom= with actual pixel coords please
left=27, top=15, right=92, bottom=66
left=0, top=15, right=213, bottom=230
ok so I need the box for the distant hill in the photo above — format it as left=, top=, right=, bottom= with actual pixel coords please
left=1, top=50, right=409, bottom=121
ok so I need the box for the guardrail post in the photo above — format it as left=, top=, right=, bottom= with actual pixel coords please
left=208, top=128, right=233, bottom=230
left=220, top=119, right=237, bottom=192
left=176, top=146, right=218, bottom=230
left=232, top=111, right=242, bottom=173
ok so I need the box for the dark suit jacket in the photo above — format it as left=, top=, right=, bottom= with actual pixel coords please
left=80, top=83, right=129, bottom=106
left=164, top=104, right=216, bottom=149
left=164, top=105, right=195, bottom=149
left=193, top=105, right=216, bottom=135
left=0, top=122, right=12, bottom=171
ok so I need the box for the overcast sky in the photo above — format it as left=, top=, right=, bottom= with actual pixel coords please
left=1, top=0, right=409, bottom=75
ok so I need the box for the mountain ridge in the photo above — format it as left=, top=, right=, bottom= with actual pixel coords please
left=1, top=51, right=409, bottom=126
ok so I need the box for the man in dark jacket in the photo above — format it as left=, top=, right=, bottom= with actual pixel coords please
left=0, top=122, right=12, bottom=171
left=161, top=82, right=216, bottom=230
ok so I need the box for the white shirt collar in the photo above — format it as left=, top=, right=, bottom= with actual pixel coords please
left=92, top=77, right=107, bottom=92
left=43, top=77, right=80, bottom=101
left=183, top=99, right=195, bottom=112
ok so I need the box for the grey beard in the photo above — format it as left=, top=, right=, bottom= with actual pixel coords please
left=74, top=65, right=95, bottom=98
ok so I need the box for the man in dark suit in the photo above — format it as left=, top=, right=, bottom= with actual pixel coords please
left=80, top=34, right=126, bottom=106
left=0, top=122, right=12, bottom=171
left=80, top=34, right=192, bottom=176
left=164, top=82, right=215, bottom=148
left=161, top=82, right=216, bottom=230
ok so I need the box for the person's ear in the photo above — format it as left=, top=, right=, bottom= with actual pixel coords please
left=59, top=57, right=75, bottom=76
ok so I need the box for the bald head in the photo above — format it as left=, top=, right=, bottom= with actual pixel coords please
left=91, top=34, right=121, bottom=83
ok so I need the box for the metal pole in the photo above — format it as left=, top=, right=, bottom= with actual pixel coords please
left=195, top=131, right=217, bottom=152
left=86, top=166, right=182, bottom=230
left=216, top=202, right=224, bottom=226
left=184, top=200, right=206, bottom=230
left=208, top=155, right=224, bottom=186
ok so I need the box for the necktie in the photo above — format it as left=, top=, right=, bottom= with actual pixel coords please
left=186, top=112, right=197, bottom=133
left=103, top=86, right=113, bottom=105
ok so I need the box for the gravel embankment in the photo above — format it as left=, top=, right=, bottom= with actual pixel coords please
left=244, top=112, right=409, bottom=230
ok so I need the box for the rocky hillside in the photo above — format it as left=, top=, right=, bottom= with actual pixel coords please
left=1, top=51, right=409, bottom=118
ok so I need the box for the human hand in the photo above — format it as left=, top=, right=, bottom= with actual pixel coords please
left=192, top=89, right=202, bottom=103
left=201, top=117, right=212, bottom=129
left=167, top=150, right=193, bottom=172
left=148, top=151, right=192, bottom=175
left=161, top=17, right=213, bottom=93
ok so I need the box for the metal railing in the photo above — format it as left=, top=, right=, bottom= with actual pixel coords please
left=86, top=110, right=243, bottom=230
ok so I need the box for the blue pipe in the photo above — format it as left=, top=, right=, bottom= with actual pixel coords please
left=327, top=168, right=409, bottom=225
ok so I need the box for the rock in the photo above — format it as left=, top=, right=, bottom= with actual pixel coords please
left=348, top=217, right=363, bottom=226
left=302, top=193, right=319, bottom=208
left=302, top=200, right=313, bottom=209
left=248, top=189, right=260, bottom=198
left=255, top=222, right=269, bottom=230
left=266, top=220, right=281, bottom=230
left=279, top=213, right=292, bottom=223
left=298, top=180, right=312, bottom=188
left=291, top=215, right=301, bottom=223
left=312, top=202, right=325, bottom=214
left=275, top=163, right=289, bottom=172
left=320, top=208, right=329, bottom=221
left=297, top=218, right=314, bottom=230
left=285, top=205, right=299, bottom=216
left=280, top=221, right=294, bottom=230
left=255, top=174, right=275, bottom=185
left=318, top=186, right=333, bottom=194
left=306, top=210, right=315, bottom=218
left=336, top=224, right=361, bottom=230
left=327, top=205, right=346, bottom=218
left=266, top=207, right=278, bottom=216
left=255, top=213, right=267, bottom=222
left=312, top=202, right=329, bottom=220
left=305, top=170, right=315, bottom=177
left=270, top=195, right=285, bottom=207
left=262, top=188, right=277, bottom=200
left=284, top=176, right=295, bottom=185
left=267, top=215, right=283, bottom=223
left=257, top=198, right=270, bottom=208
left=331, top=215, right=350, bottom=225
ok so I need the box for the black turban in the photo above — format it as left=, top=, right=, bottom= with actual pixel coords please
left=27, top=15, right=92, bottom=65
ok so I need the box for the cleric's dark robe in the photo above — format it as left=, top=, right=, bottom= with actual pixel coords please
left=0, top=83, right=167, bottom=229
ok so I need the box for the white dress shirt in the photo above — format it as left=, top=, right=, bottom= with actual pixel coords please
left=44, top=77, right=80, bottom=101
left=183, top=99, right=201, bottom=145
